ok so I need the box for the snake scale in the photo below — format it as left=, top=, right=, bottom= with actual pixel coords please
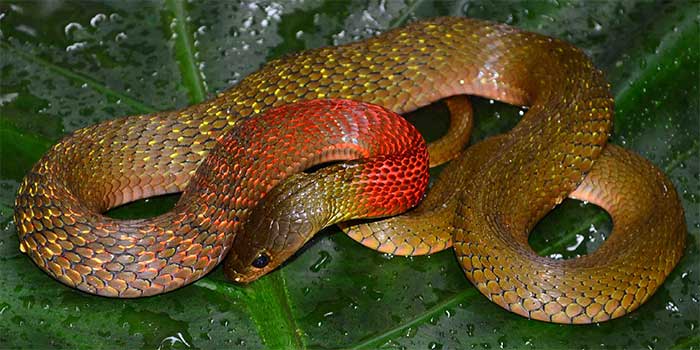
left=14, top=17, right=685, bottom=324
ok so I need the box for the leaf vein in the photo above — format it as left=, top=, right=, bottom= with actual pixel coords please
left=0, top=42, right=156, bottom=114
left=164, top=0, right=208, bottom=104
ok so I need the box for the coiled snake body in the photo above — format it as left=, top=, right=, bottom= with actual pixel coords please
left=14, top=17, right=685, bottom=324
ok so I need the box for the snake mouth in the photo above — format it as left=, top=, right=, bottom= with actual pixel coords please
left=223, top=263, right=258, bottom=284
left=228, top=271, right=256, bottom=284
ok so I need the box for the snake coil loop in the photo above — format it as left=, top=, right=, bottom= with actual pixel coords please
left=15, top=17, right=685, bottom=324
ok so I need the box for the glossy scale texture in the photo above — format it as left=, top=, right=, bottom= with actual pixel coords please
left=13, top=17, right=686, bottom=324
left=222, top=17, right=686, bottom=324
left=14, top=98, right=430, bottom=297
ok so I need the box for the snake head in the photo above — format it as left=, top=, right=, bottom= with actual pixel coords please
left=224, top=173, right=329, bottom=284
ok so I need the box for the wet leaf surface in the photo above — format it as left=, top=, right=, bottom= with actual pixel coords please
left=1, top=1, right=698, bottom=349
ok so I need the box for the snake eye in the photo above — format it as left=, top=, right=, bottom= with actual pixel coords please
left=251, top=253, right=270, bottom=268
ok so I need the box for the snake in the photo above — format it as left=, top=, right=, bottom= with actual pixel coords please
left=14, top=17, right=685, bottom=324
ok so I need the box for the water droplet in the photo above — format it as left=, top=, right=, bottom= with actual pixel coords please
left=498, top=335, right=507, bottom=349
left=115, top=32, right=128, bottom=43
left=0, top=92, right=19, bottom=106
left=64, top=22, right=83, bottom=38
left=404, top=326, right=417, bottom=338
left=309, top=250, right=331, bottom=272
left=665, top=301, right=679, bottom=313
left=109, top=13, right=123, bottom=22
left=566, top=234, right=585, bottom=251
left=16, top=24, right=37, bottom=37
left=90, top=13, right=107, bottom=27
left=0, top=302, right=9, bottom=315
left=158, top=332, right=191, bottom=349
left=66, top=41, right=87, bottom=52
left=242, top=17, right=253, bottom=29
left=428, top=342, right=443, bottom=350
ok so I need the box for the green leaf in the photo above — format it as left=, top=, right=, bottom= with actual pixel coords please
left=1, top=1, right=698, bottom=349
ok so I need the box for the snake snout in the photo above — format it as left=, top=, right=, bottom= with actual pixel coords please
left=226, top=269, right=255, bottom=284
left=223, top=253, right=262, bottom=284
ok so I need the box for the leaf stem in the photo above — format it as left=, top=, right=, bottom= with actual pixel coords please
left=164, top=0, right=208, bottom=104
left=389, top=0, right=426, bottom=28
left=242, top=272, right=305, bottom=349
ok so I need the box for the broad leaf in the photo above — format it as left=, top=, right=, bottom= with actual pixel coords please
left=0, top=1, right=698, bottom=349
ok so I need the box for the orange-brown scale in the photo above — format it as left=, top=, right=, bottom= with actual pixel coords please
left=15, top=17, right=484, bottom=296
left=223, top=17, right=685, bottom=324
left=16, top=99, right=429, bottom=297
left=15, top=17, right=686, bottom=324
